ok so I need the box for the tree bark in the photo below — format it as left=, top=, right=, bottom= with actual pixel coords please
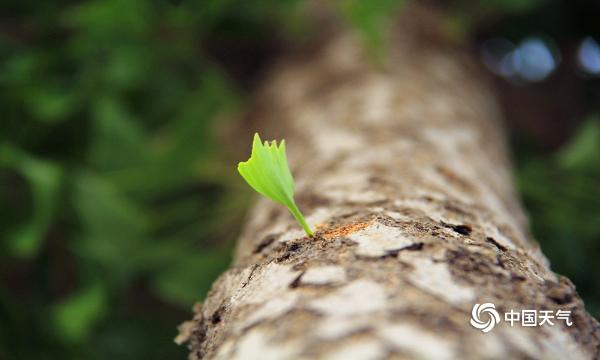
left=178, top=6, right=600, bottom=360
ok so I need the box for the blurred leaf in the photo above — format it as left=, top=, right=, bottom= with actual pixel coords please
left=152, top=249, right=230, bottom=307
left=482, top=0, right=544, bottom=13
left=72, top=172, right=149, bottom=282
left=26, top=85, right=77, bottom=124
left=103, top=47, right=151, bottom=90
left=63, top=0, right=152, bottom=38
left=340, top=0, right=404, bottom=60
left=0, top=53, right=38, bottom=84
left=0, top=145, right=61, bottom=257
left=516, top=115, right=600, bottom=320
left=86, top=316, right=188, bottom=360
left=105, top=69, right=237, bottom=195
left=89, top=97, right=150, bottom=171
left=558, top=117, right=600, bottom=170
left=53, top=283, right=107, bottom=343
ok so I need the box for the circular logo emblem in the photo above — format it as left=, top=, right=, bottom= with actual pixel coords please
left=470, top=303, right=500, bottom=333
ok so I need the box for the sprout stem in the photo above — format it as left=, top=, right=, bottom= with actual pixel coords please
left=288, top=202, right=314, bottom=237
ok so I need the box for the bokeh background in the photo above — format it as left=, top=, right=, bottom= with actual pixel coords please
left=1, top=0, right=599, bottom=359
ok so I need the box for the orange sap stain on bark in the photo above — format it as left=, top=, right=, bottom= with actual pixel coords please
left=319, top=220, right=373, bottom=240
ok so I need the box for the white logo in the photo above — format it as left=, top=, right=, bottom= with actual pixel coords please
left=469, top=303, right=572, bottom=332
left=470, top=303, right=501, bottom=333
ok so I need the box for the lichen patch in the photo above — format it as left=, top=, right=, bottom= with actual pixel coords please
left=174, top=320, right=195, bottom=345
left=537, top=324, right=591, bottom=359
left=306, top=207, right=336, bottom=229
left=300, top=265, right=347, bottom=286
left=347, top=222, right=416, bottom=257
left=231, top=263, right=300, bottom=306
left=481, top=221, right=517, bottom=250
left=307, top=279, right=387, bottom=316
left=278, top=229, right=306, bottom=244
left=378, top=323, right=456, bottom=360
left=324, top=338, right=386, bottom=360
left=404, top=256, right=475, bottom=305
left=316, top=315, right=375, bottom=340
left=216, top=328, right=301, bottom=360
left=243, top=292, right=299, bottom=328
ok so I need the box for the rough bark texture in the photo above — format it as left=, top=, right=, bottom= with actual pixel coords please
left=178, top=6, right=600, bottom=360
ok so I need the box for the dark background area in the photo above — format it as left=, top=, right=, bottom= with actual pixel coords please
left=1, top=0, right=599, bottom=359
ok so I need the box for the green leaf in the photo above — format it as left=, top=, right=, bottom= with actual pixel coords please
left=0, top=145, right=62, bottom=257
left=483, top=0, right=544, bottom=13
left=237, top=133, right=313, bottom=236
left=340, top=0, right=405, bottom=61
left=71, top=172, right=148, bottom=281
left=152, top=248, right=231, bottom=307
left=557, top=117, right=600, bottom=170
left=89, top=96, right=149, bottom=171
left=52, top=283, right=107, bottom=343
left=26, top=85, right=77, bottom=124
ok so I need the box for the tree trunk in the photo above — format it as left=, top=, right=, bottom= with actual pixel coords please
left=177, top=6, right=600, bottom=360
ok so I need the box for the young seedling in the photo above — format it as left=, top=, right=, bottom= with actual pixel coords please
left=238, top=133, right=314, bottom=237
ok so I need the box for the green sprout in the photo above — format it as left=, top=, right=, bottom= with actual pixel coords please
left=238, top=133, right=314, bottom=237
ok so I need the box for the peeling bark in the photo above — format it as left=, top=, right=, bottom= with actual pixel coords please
left=179, top=6, right=600, bottom=360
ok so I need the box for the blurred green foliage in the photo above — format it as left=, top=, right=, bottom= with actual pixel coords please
left=517, top=117, right=600, bottom=316
left=0, top=0, right=307, bottom=358
left=339, top=0, right=404, bottom=60
left=0, top=0, right=599, bottom=359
